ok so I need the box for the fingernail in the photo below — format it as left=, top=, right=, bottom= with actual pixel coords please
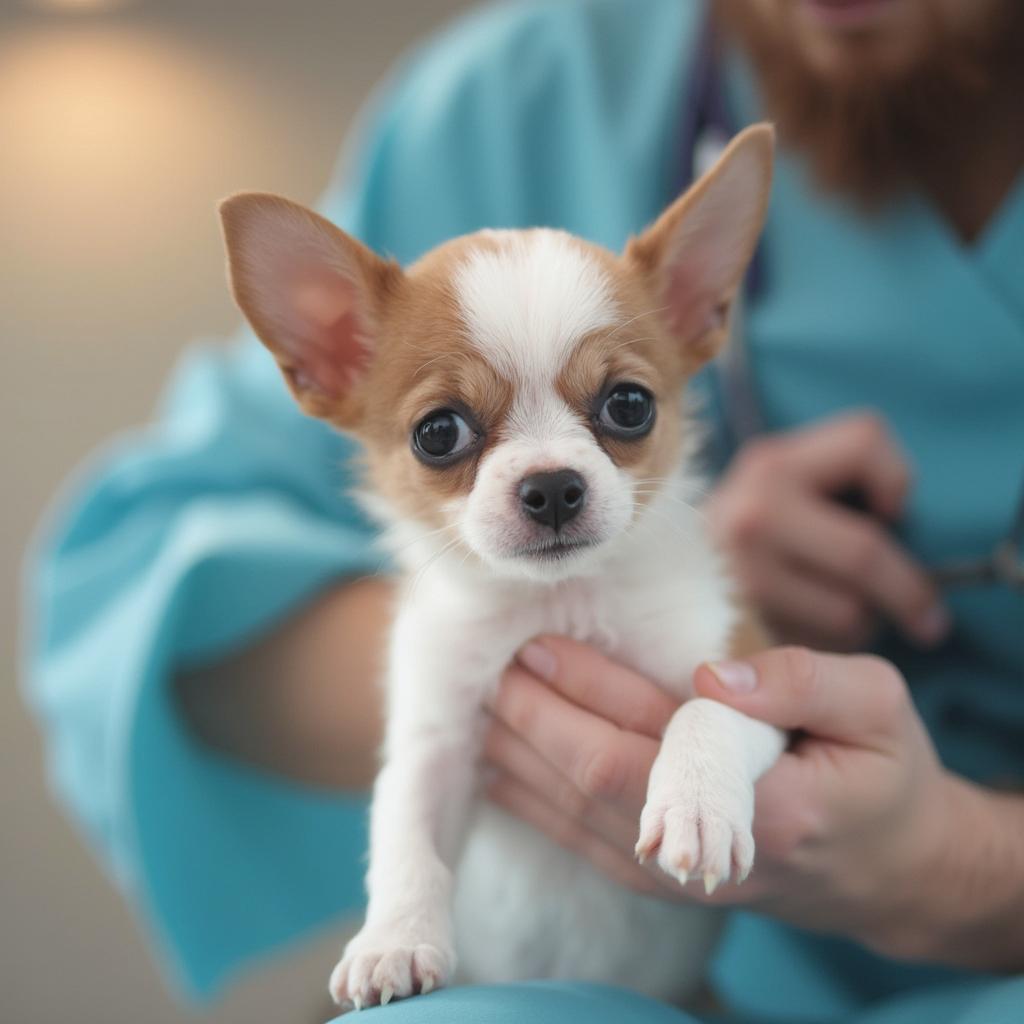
left=518, top=640, right=557, bottom=682
left=914, top=605, right=951, bottom=647
left=707, top=660, right=758, bottom=693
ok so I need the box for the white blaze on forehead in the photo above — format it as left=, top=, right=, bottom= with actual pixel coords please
left=454, top=230, right=619, bottom=381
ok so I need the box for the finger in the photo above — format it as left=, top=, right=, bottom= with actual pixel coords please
left=483, top=719, right=648, bottom=839
left=487, top=774, right=671, bottom=899
left=750, top=750, right=826, bottom=856
left=491, top=666, right=658, bottom=809
left=766, top=493, right=948, bottom=647
left=784, top=413, right=910, bottom=520
left=693, top=647, right=911, bottom=748
left=741, top=549, right=876, bottom=649
left=515, top=635, right=678, bottom=738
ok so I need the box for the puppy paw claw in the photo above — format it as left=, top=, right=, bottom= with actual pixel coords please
left=637, top=790, right=754, bottom=892
left=329, top=926, right=453, bottom=1009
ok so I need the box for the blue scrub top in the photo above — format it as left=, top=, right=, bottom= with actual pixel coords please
left=22, top=0, right=1024, bottom=1016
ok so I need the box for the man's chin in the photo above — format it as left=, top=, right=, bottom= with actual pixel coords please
left=718, top=0, right=1024, bottom=203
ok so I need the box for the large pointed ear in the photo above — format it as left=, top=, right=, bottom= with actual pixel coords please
left=219, top=193, right=402, bottom=427
left=624, top=123, right=773, bottom=370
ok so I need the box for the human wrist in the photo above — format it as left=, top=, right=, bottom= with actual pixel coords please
left=176, top=577, right=390, bottom=788
left=877, top=774, right=1024, bottom=969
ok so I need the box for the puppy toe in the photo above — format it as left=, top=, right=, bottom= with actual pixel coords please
left=698, top=815, right=734, bottom=893
left=657, top=807, right=701, bottom=886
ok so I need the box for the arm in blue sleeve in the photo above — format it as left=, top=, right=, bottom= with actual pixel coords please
left=24, top=334, right=383, bottom=999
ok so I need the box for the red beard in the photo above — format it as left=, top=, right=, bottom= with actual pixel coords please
left=715, top=0, right=1024, bottom=206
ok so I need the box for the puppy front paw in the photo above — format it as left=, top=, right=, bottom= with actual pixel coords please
left=636, top=781, right=755, bottom=895
left=329, top=922, right=454, bottom=1010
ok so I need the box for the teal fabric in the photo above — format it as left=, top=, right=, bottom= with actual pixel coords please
left=331, top=981, right=700, bottom=1024
left=22, top=0, right=1024, bottom=1018
left=315, top=978, right=1024, bottom=1024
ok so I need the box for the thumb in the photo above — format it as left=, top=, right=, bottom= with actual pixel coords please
left=692, top=646, right=907, bottom=746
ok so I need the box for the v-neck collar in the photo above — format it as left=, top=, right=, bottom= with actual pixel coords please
left=974, top=170, right=1024, bottom=324
left=901, top=167, right=1024, bottom=326
left=724, top=47, right=1024, bottom=329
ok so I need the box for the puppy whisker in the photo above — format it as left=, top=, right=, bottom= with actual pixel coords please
left=384, top=522, right=460, bottom=562
left=607, top=305, right=670, bottom=337
left=412, top=351, right=461, bottom=378
left=632, top=489, right=703, bottom=515
left=407, top=535, right=463, bottom=600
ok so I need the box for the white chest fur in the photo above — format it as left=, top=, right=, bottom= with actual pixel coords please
left=380, top=499, right=738, bottom=1003
left=332, top=489, right=783, bottom=1009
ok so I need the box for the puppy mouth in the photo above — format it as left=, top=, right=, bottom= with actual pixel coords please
left=513, top=537, right=598, bottom=561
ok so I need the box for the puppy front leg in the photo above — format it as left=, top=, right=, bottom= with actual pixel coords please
left=329, top=718, right=480, bottom=1008
left=636, top=700, right=785, bottom=894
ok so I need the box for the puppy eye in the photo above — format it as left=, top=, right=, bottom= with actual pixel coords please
left=598, top=384, right=655, bottom=437
left=412, top=409, right=478, bottom=463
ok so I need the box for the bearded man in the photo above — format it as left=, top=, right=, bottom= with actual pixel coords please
left=28, top=2, right=1024, bottom=1023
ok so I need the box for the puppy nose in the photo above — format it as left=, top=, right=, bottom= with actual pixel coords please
left=518, top=470, right=587, bottom=531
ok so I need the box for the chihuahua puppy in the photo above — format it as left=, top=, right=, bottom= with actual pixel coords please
left=221, top=124, right=784, bottom=1010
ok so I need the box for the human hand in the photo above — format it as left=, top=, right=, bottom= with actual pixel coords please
left=705, top=412, right=950, bottom=651
left=688, top=646, right=953, bottom=957
left=487, top=637, right=1021, bottom=966
left=486, top=635, right=682, bottom=900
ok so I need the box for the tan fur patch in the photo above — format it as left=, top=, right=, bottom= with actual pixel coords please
left=727, top=606, right=773, bottom=658
left=345, top=235, right=516, bottom=527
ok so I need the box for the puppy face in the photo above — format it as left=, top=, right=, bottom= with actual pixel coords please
left=221, top=125, right=773, bottom=581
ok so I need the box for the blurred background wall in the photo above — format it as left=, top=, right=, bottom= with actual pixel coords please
left=1, top=2, right=472, bottom=1021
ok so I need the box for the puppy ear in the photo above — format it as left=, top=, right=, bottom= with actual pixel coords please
left=624, top=123, right=773, bottom=370
left=219, top=193, right=402, bottom=427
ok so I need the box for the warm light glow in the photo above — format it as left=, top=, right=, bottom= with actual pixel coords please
left=0, top=24, right=243, bottom=275
left=30, top=0, right=134, bottom=12
left=1, top=12, right=339, bottom=358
